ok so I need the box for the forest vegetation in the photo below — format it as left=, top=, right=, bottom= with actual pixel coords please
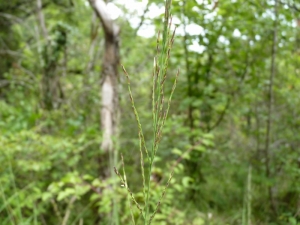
left=0, top=0, right=300, bottom=224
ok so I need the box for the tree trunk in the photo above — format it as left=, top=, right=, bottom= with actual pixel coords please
left=37, top=0, right=65, bottom=110
left=264, top=0, right=278, bottom=216
left=88, top=0, right=120, bottom=175
left=88, top=1, right=120, bottom=223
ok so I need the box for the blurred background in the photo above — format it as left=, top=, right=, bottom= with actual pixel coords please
left=0, top=0, right=299, bottom=224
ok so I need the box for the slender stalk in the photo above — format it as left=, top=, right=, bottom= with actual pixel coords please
left=114, top=166, right=143, bottom=215
left=264, top=0, right=278, bottom=215
left=121, top=154, right=136, bottom=224
left=247, top=165, right=252, bottom=225
left=118, top=1, right=176, bottom=224
left=182, top=0, right=194, bottom=132
left=242, top=165, right=252, bottom=225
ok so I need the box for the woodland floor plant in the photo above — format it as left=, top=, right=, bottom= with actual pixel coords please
left=115, top=0, right=179, bottom=224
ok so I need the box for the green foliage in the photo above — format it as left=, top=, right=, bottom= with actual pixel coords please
left=0, top=0, right=300, bottom=224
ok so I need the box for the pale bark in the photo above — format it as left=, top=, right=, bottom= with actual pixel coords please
left=89, top=2, right=120, bottom=222
left=88, top=0, right=120, bottom=154
left=36, top=0, right=48, bottom=40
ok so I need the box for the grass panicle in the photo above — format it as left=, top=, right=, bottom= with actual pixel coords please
left=116, top=0, right=178, bottom=224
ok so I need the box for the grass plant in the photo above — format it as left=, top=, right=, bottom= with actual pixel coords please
left=116, top=0, right=179, bottom=224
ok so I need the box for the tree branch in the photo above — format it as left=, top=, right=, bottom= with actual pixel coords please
left=36, top=0, right=48, bottom=40
left=88, top=0, right=120, bottom=37
left=278, top=0, right=300, bottom=12
left=134, top=1, right=151, bottom=36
